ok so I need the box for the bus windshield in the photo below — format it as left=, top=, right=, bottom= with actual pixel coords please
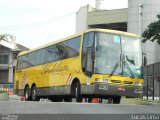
left=95, top=32, right=143, bottom=78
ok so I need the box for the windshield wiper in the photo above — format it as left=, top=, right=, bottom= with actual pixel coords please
left=108, top=53, right=123, bottom=77
left=108, top=55, right=135, bottom=78
left=109, top=60, right=121, bottom=77
left=122, top=59, right=135, bottom=78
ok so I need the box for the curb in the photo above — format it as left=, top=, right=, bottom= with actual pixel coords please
left=135, top=98, right=160, bottom=105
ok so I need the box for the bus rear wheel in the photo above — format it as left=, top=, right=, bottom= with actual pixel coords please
left=24, top=86, right=31, bottom=101
left=31, top=85, right=40, bottom=101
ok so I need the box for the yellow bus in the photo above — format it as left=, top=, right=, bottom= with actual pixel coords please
left=14, top=29, right=144, bottom=104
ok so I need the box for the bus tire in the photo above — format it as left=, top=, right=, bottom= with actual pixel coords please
left=88, top=98, right=92, bottom=103
left=75, top=82, right=82, bottom=102
left=98, top=98, right=103, bottom=103
left=64, top=97, right=72, bottom=102
left=51, top=98, right=63, bottom=102
left=31, top=85, right=40, bottom=101
left=113, top=96, right=121, bottom=104
left=24, top=86, right=31, bottom=101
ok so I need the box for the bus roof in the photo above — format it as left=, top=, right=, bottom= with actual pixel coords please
left=85, top=29, right=140, bottom=38
left=18, top=29, right=140, bottom=56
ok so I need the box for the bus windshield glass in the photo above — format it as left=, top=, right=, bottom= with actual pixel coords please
left=95, top=32, right=143, bottom=78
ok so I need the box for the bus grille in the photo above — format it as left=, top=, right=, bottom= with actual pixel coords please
left=124, top=81, right=133, bottom=84
left=111, top=80, right=121, bottom=83
left=111, top=80, right=133, bottom=84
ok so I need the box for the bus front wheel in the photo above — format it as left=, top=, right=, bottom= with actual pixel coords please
left=64, top=97, right=72, bottom=102
left=74, top=82, right=82, bottom=102
left=51, top=98, right=63, bottom=102
left=113, top=96, right=121, bottom=104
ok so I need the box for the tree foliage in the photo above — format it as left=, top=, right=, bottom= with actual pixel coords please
left=0, top=34, right=13, bottom=42
left=142, top=14, right=160, bottom=45
left=0, top=34, right=6, bottom=41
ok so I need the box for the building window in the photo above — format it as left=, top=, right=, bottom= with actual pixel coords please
left=0, top=70, right=8, bottom=83
left=0, top=55, right=9, bottom=64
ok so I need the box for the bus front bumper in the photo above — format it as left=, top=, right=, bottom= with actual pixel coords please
left=82, top=83, right=143, bottom=98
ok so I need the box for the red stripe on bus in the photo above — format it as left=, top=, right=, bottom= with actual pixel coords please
left=66, top=73, right=71, bottom=84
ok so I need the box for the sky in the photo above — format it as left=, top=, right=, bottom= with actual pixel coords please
left=0, top=0, right=128, bottom=49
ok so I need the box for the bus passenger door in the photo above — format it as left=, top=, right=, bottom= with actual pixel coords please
left=82, top=32, right=94, bottom=77
left=85, top=46, right=94, bottom=77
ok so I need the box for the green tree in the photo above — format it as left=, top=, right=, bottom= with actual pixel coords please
left=0, top=34, right=6, bottom=41
left=0, top=34, right=13, bottom=42
left=142, top=14, right=160, bottom=45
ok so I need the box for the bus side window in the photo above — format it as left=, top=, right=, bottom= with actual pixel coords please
left=28, top=52, right=36, bottom=67
left=56, top=43, right=65, bottom=60
left=17, top=56, right=22, bottom=70
left=36, top=49, right=45, bottom=65
left=21, top=54, right=28, bottom=69
left=82, top=32, right=94, bottom=76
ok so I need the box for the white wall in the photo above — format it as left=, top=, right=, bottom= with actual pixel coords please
left=128, top=0, right=160, bottom=65
left=76, top=5, right=88, bottom=33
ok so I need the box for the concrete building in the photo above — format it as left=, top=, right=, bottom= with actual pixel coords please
left=76, top=5, right=128, bottom=32
left=127, top=0, right=160, bottom=99
left=0, top=34, right=29, bottom=84
left=127, top=0, right=160, bottom=65
left=76, top=0, right=160, bottom=65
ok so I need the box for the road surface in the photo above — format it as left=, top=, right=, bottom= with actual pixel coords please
left=0, top=101, right=160, bottom=114
left=0, top=101, right=160, bottom=120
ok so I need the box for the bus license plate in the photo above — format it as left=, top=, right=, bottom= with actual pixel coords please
left=99, top=85, right=108, bottom=90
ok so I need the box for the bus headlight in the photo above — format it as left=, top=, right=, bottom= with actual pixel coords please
left=95, top=78, right=111, bottom=83
left=134, top=82, right=143, bottom=86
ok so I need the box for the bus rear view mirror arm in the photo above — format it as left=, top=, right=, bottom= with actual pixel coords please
left=142, top=52, right=147, bottom=66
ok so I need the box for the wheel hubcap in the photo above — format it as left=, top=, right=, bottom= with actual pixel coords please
left=32, top=89, right=36, bottom=100
left=25, top=90, right=28, bottom=99
left=75, top=87, right=78, bottom=98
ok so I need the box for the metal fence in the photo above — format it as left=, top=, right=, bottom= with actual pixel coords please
left=143, top=62, right=160, bottom=101
left=0, top=82, right=14, bottom=95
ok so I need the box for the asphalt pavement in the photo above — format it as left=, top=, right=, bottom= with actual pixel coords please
left=0, top=100, right=160, bottom=114
left=0, top=95, right=158, bottom=120
left=0, top=98, right=160, bottom=120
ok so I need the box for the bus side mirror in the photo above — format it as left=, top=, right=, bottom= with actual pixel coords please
left=143, top=53, right=147, bottom=66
